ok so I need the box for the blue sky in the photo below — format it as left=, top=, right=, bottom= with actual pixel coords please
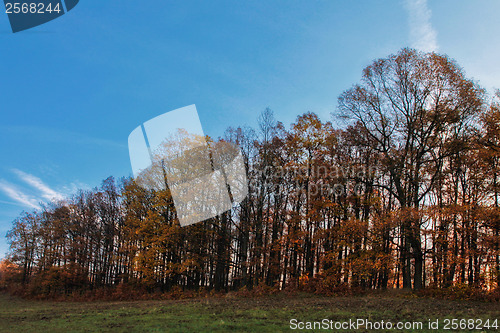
left=1, top=0, right=500, bottom=257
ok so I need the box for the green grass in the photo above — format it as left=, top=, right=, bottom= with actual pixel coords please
left=0, top=292, right=498, bottom=332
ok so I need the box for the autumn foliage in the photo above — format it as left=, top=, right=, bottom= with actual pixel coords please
left=3, top=49, right=500, bottom=299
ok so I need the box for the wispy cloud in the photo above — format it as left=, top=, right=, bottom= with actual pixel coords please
left=0, top=181, right=41, bottom=210
left=0, top=199, right=34, bottom=208
left=405, top=0, right=438, bottom=52
left=12, top=169, right=64, bottom=201
left=0, top=125, right=127, bottom=150
left=60, top=181, right=90, bottom=195
left=0, top=170, right=69, bottom=210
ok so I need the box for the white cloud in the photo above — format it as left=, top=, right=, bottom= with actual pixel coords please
left=12, top=169, right=64, bottom=201
left=0, top=199, right=33, bottom=208
left=60, top=181, right=90, bottom=195
left=0, top=181, right=40, bottom=210
left=0, top=169, right=87, bottom=212
left=406, top=0, right=438, bottom=52
left=0, top=125, right=127, bottom=150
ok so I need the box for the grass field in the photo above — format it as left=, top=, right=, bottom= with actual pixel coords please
left=0, top=292, right=498, bottom=332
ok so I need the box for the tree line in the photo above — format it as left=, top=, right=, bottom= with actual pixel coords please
left=2, top=48, right=499, bottom=296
